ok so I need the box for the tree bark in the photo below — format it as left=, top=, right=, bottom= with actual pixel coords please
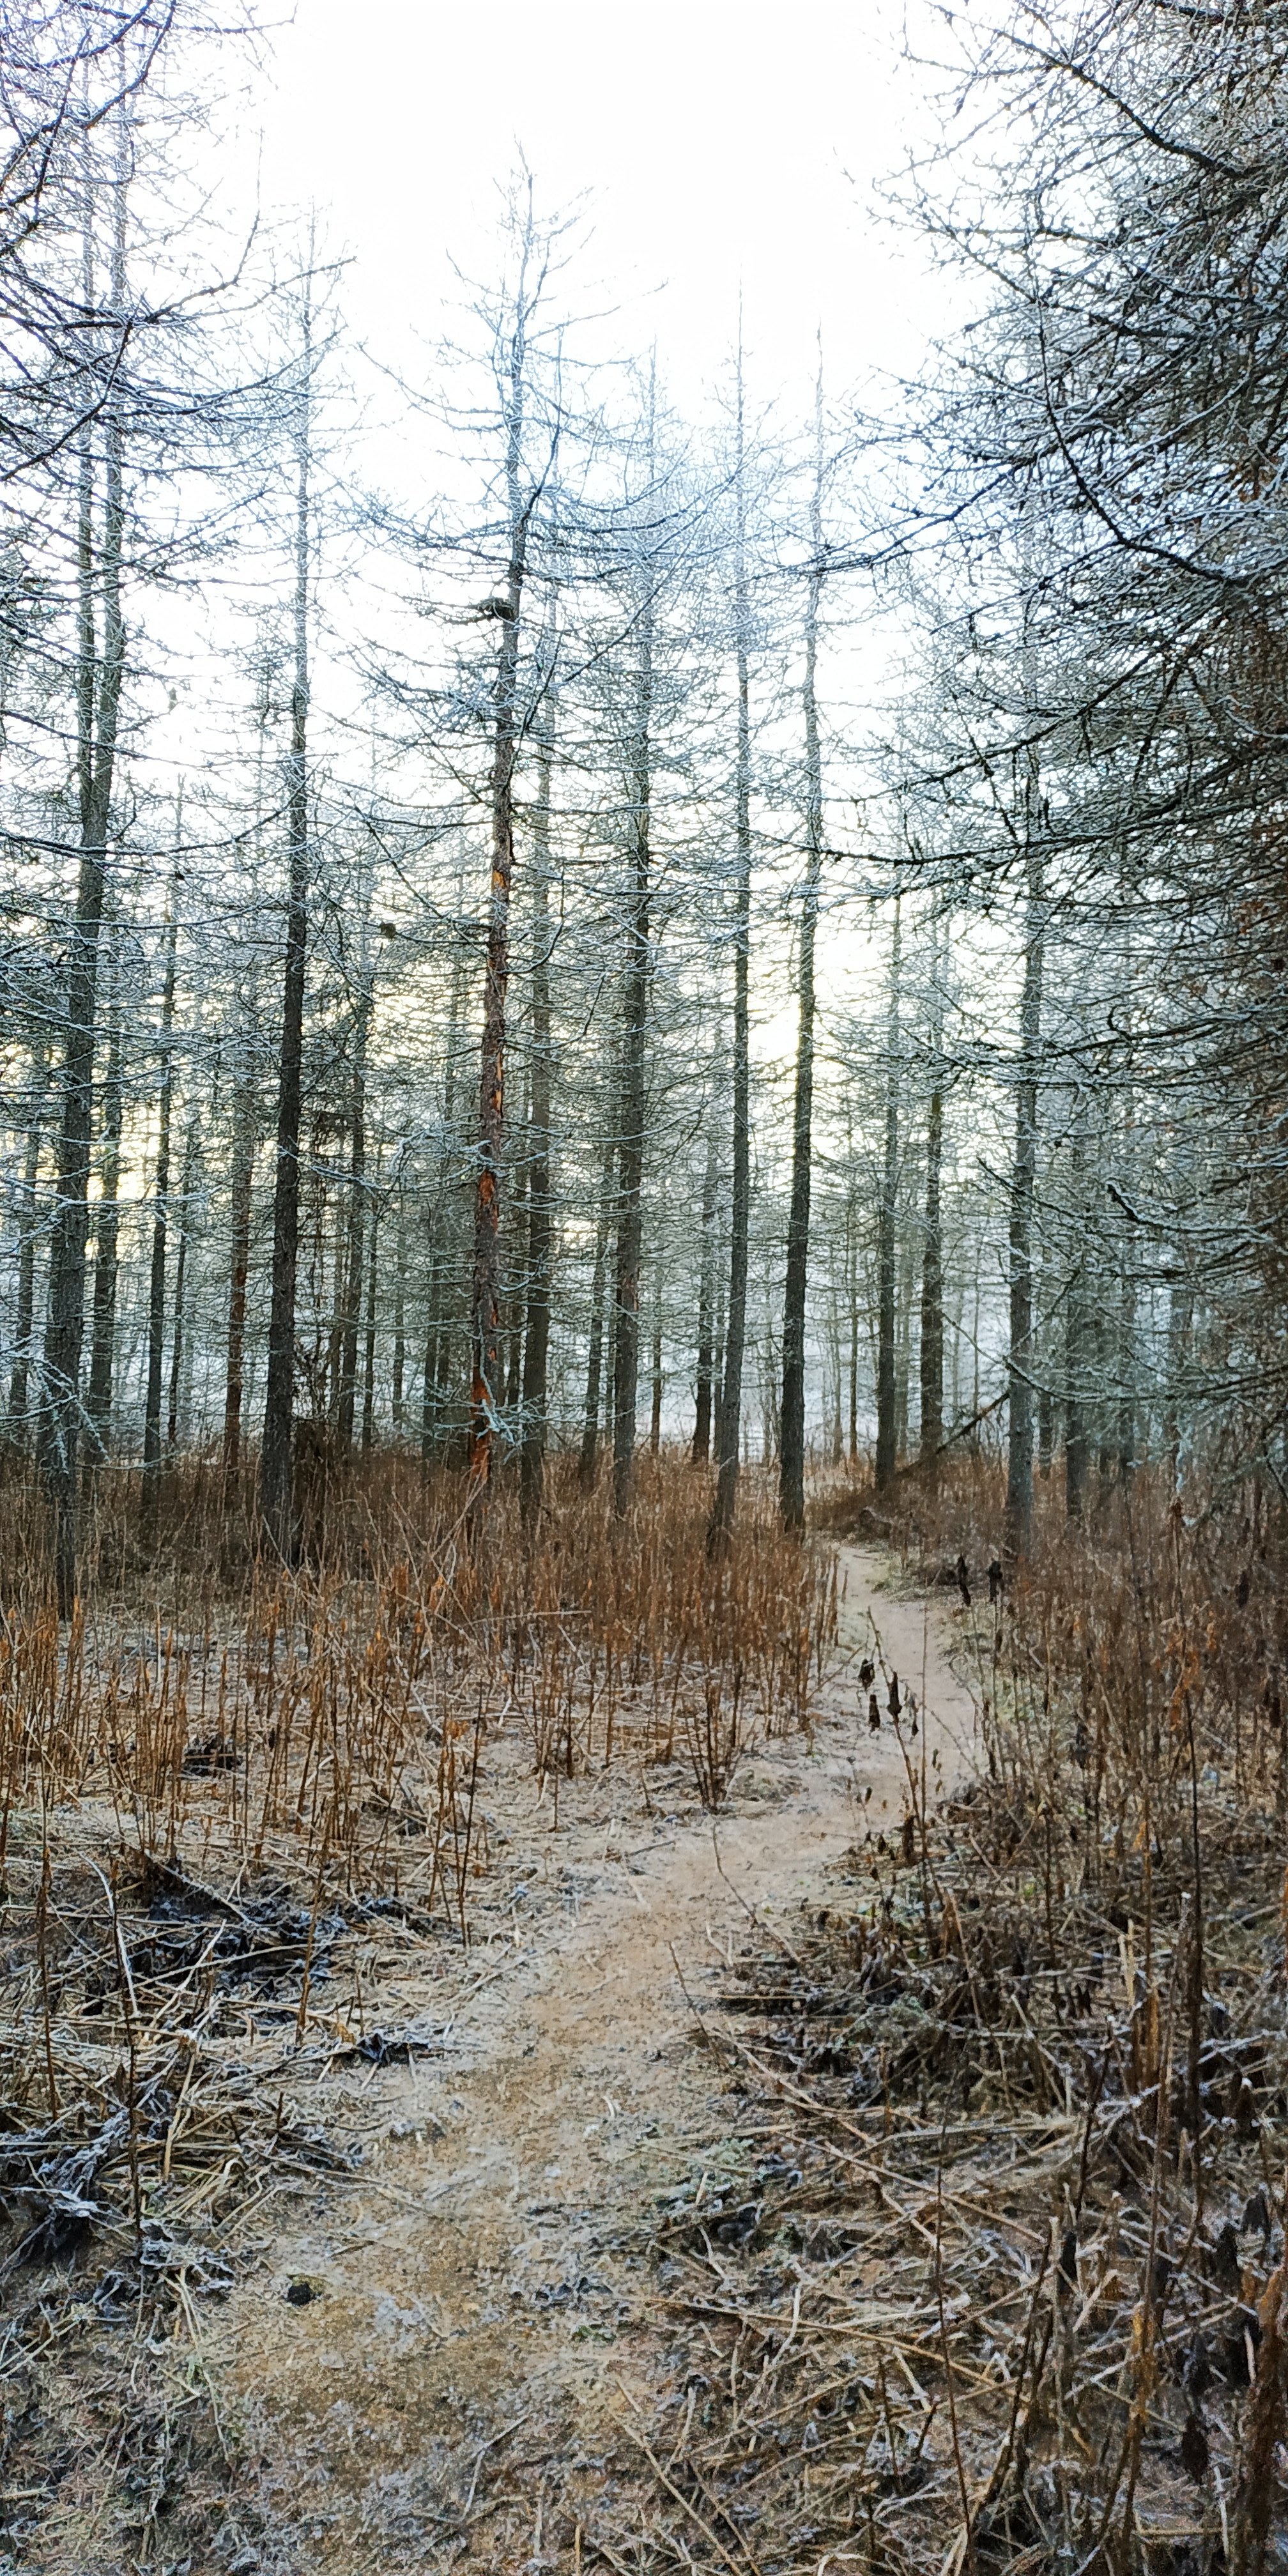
left=1004, top=855, right=1045, bottom=1558
left=919, top=1077, right=944, bottom=1479
left=361, top=1185, right=378, bottom=1455
left=9, top=1050, right=49, bottom=1436
left=779, top=364, right=824, bottom=1533
left=692, top=1109, right=719, bottom=1462
left=612, top=476, right=655, bottom=1519
left=875, top=897, right=901, bottom=1497
left=579, top=1130, right=614, bottom=1491
left=422, top=927, right=466, bottom=1464
left=337, top=964, right=371, bottom=1450
left=470, top=241, right=535, bottom=1503
left=708, top=353, right=753, bottom=1556
left=259, top=279, right=312, bottom=1563
left=86, top=997, right=121, bottom=1462
left=167, top=1110, right=197, bottom=1450
left=520, top=637, right=555, bottom=1524
left=221, top=1055, right=256, bottom=1487
left=38, top=117, right=128, bottom=1611
left=392, top=1184, right=406, bottom=1432
left=142, top=894, right=178, bottom=1529
left=649, top=1290, right=663, bottom=1455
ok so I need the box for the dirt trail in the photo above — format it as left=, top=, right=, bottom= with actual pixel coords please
left=216, top=1548, right=978, bottom=2567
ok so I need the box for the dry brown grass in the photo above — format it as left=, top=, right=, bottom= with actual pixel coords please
left=0, top=1448, right=832, bottom=2573
left=557, top=1454, right=1288, bottom=2576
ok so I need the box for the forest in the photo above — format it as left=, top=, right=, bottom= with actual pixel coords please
left=2, top=4, right=1288, bottom=2573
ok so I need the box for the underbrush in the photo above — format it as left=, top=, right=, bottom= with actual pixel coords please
left=0, top=1451, right=831, bottom=2575
left=601, top=1459, right=1288, bottom=2575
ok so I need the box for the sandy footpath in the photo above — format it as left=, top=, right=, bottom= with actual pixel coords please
left=213, top=1547, right=979, bottom=2568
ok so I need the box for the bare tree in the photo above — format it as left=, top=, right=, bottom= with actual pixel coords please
left=779, top=361, right=825, bottom=1531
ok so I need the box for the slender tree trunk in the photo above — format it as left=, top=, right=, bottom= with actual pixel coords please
left=470, top=284, right=532, bottom=1502
left=142, top=898, right=178, bottom=1527
left=649, top=1289, right=663, bottom=1455
left=692, top=1109, right=719, bottom=1462
left=612, top=546, right=654, bottom=1519
left=895, top=1229, right=913, bottom=1460
left=970, top=1258, right=981, bottom=1436
left=86, top=999, right=121, bottom=1462
left=579, top=1131, right=615, bottom=1489
left=223, top=680, right=268, bottom=1491
left=362, top=1189, right=378, bottom=1455
left=875, top=896, right=901, bottom=1496
left=712, top=1266, right=726, bottom=1466
left=337, top=970, right=371, bottom=1450
left=325, top=1174, right=346, bottom=1424
left=221, top=1057, right=256, bottom=1487
left=708, top=353, right=753, bottom=1555
left=259, top=282, right=312, bottom=1563
left=830, top=1285, right=844, bottom=1464
left=167, top=1111, right=197, bottom=1450
left=420, top=1230, right=443, bottom=1462
left=1117, top=1096, right=1138, bottom=1489
left=392, top=1185, right=406, bottom=1432
left=10, top=1053, right=49, bottom=1436
left=38, top=123, right=127, bottom=1612
left=847, top=1176, right=859, bottom=1464
left=779, top=362, right=824, bottom=1532
left=422, top=929, right=466, bottom=1464
left=919, top=1077, right=944, bottom=1479
left=1004, top=854, right=1045, bottom=1558
left=521, top=645, right=555, bottom=1524
left=505, top=1132, right=528, bottom=1413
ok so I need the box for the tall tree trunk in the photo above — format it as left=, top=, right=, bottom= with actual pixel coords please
left=470, top=276, right=533, bottom=1503
left=895, top=1227, right=913, bottom=1460
left=1116, top=1086, right=1138, bottom=1489
left=830, top=1285, right=843, bottom=1464
left=875, top=896, right=901, bottom=1497
left=708, top=351, right=753, bottom=1555
left=337, top=968, right=371, bottom=1450
left=38, top=118, right=127, bottom=1613
left=779, top=362, right=824, bottom=1533
left=521, top=641, right=555, bottom=1524
left=392, top=1184, right=407, bottom=1432
left=847, top=1176, right=859, bottom=1464
left=142, top=895, right=178, bottom=1528
left=167, top=1110, right=197, bottom=1450
left=692, top=1110, right=719, bottom=1462
left=362, top=1181, right=379, bottom=1455
left=1038, top=1232, right=1055, bottom=1483
left=221, top=1055, right=256, bottom=1488
left=712, top=1265, right=727, bottom=1468
left=649, top=1289, right=663, bottom=1455
left=919, top=1079, right=944, bottom=1478
left=505, top=1123, right=528, bottom=1414
left=422, top=930, right=466, bottom=1465
left=612, top=532, right=655, bottom=1520
left=970, top=1257, right=982, bottom=1435
left=579, top=1130, right=615, bottom=1489
left=10, top=1053, right=48, bottom=1436
left=223, top=671, right=269, bottom=1490
left=86, top=996, right=121, bottom=1461
left=1004, top=855, right=1045, bottom=1558
left=259, top=280, right=312, bottom=1562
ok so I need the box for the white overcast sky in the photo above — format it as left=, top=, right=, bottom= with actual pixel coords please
left=243, top=0, right=938, bottom=434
